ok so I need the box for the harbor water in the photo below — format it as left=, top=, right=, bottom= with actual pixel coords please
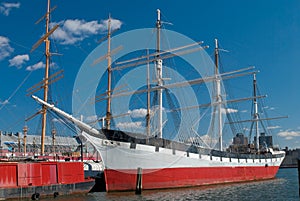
left=52, top=168, right=298, bottom=201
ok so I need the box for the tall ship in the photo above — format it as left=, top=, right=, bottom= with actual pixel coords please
left=32, top=9, right=285, bottom=192
left=0, top=0, right=95, bottom=199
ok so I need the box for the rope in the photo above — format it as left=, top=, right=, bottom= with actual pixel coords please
left=0, top=71, right=32, bottom=111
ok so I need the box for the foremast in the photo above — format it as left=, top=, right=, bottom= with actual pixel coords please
left=40, top=0, right=51, bottom=155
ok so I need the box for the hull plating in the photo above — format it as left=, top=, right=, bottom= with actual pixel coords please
left=104, top=166, right=279, bottom=191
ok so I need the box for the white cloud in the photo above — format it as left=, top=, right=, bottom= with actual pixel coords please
left=52, top=118, right=64, bottom=124
left=9, top=54, right=29, bottom=68
left=200, top=134, right=218, bottom=148
left=101, top=18, right=122, bottom=31
left=116, top=121, right=143, bottom=130
left=85, top=115, right=98, bottom=122
left=0, top=2, right=20, bottom=16
left=0, top=99, right=9, bottom=105
left=129, top=108, right=147, bottom=118
left=243, top=127, right=250, bottom=131
left=267, top=125, right=281, bottom=130
left=264, top=106, right=275, bottom=111
left=277, top=130, right=300, bottom=140
left=51, top=18, right=122, bottom=45
left=25, top=62, right=57, bottom=71
left=0, top=36, right=14, bottom=60
left=220, top=108, right=238, bottom=114
left=26, top=61, right=45, bottom=71
left=285, top=136, right=293, bottom=140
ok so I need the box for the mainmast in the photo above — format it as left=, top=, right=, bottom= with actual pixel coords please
left=214, top=39, right=223, bottom=151
left=156, top=9, right=163, bottom=139
left=40, top=0, right=51, bottom=155
left=253, top=73, right=260, bottom=151
left=106, top=16, right=112, bottom=129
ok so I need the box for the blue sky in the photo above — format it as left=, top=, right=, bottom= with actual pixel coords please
left=0, top=0, right=299, bottom=149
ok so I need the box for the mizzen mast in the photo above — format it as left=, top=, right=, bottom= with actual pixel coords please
left=156, top=9, right=163, bottom=139
left=249, top=73, right=288, bottom=150
left=252, top=73, right=260, bottom=151
left=214, top=39, right=223, bottom=151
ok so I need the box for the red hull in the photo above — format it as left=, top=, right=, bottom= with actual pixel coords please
left=104, top=166, right=279, bottom=191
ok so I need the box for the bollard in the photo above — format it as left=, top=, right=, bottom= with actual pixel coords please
left=135, top=167, right=142, bottom=194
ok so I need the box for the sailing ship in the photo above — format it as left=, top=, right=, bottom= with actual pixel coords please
left=32, top=9, right=285, bottom=192
left=0, top=0, right=94, bottom=199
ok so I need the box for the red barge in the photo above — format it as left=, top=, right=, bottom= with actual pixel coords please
left=0, top=160, right=94, bottom=200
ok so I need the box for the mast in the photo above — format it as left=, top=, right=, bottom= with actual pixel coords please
left=214, top=39, right=223, bottom=151
left=253, top=73, right=260, bottom=151
left=40, top=0, right=51, bottom=155
left=106, top=15, right=112, bottom=129
left=23, top=126, right=27, bottom=156
left=17, top=132, right=21, bottom=153
left=156, top=9, right=163, bottom=138
left=146, top=49, right=151, bottom=138
left=52, top=128, right=56, bottom=157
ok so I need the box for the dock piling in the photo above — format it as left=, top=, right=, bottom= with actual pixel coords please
left=135, top=167, right=142, bottom=194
